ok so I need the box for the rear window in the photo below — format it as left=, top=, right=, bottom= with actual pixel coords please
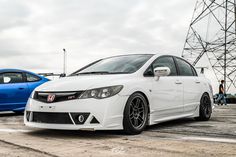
left=176, top=58, right=194, bottom=76
left=26, top=73, right=41, bottom=82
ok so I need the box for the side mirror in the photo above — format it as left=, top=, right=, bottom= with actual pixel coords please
left=154, top=67, right=171, bottom=80
left=60, top=73, right=66, bottom=78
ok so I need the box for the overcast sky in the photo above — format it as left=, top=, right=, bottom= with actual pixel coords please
left=0, top=0, right=197, bottom=72
left=0, top=0, right=221, bottom=91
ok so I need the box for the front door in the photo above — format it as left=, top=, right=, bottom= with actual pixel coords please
left=149, top=56, right=184, bottom=121
left=0, top=72, right=29, bottom=111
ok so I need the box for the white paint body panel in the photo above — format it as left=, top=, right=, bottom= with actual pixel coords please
left=24, top=54, right=213, bottom=130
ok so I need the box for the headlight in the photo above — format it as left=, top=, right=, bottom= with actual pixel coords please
left=30, top=91, right=35, bottom=99
left=79, top=85, right=123, bottom=99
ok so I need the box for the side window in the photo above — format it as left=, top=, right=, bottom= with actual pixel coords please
left=0, top=73, right=23, bottom=84
left=26, top=73, right=41, bottom=82
left=0, top=74, right=3, bottom=84
left=152, top=57, right=178, bottom=76
left=176, top=58, right=194, bottom=76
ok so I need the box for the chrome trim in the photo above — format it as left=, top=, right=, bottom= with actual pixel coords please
left=38, top=92, right=77, bottom=96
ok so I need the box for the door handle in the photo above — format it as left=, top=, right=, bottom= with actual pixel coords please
left=18, top=87, right=25, bottom=90
left=175, top=81, right=182, bottom=84
left=195, top=80, right=201, bottom=84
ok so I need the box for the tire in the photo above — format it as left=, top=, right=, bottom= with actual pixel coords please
left=123, top=93, right=149, bottom=135
left=13, top=111, right=24, bottom=115
left=195, top=93, right=212, bottom=121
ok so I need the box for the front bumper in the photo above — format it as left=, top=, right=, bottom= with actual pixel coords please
left=24, top=95, right=129, bottom=130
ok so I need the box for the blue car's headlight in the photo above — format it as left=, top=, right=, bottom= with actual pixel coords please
left=30, top=91, right=35, bottom=99
left=79, top=85, right=123, bottom=99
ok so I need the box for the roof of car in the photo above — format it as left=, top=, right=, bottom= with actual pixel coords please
left=113, top=53, right=180, bottom=58
left=0, top=69, right=39, bottom=75
left=100, top=53, right=175, bottom=60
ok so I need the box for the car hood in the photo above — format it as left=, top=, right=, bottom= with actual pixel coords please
left=35, top=74, right=132, bottom=92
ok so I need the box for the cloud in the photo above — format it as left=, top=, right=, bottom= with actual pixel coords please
left=1, top=0, right=224, bottom=92
left=0, top=0, right=30, bottom=31
left=0, top=0, right=196, bottom=74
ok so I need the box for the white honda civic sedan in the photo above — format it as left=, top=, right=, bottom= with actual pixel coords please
left=24, top=54, right=213, bottom=134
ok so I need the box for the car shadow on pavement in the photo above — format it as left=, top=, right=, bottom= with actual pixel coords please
left=25, top=129, right=124, bottom=139
left=147, top=118, right=196, bottom=131
left=0, top=112, right=24, bottom=117
left=25, top=118, right=196, bottom=139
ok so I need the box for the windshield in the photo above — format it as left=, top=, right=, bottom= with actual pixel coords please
left=72, top=54, right=153, bottom=75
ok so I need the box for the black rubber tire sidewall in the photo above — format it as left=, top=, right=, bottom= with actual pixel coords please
left=196, top=93, right=212, bottom=121
left=13, top=111, right=24, bottom=115
left=123, top=93, right=148, bottom=135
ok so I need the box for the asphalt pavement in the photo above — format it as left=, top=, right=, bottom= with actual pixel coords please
left=0, top=104, right=235, bottom=157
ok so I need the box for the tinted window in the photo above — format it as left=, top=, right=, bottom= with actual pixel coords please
left=26, top=73, right=41, bottom=82
left=0, top=73, right=23, bottom=84
left=176, top=58, right=194, bottom=76
left=0, top=75, right=3, bottom=83
left=73, top=55, right=153, bottom=75
left=152, top=56, right=177, bottom=76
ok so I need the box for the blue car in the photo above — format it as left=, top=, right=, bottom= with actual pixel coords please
left=0, top=69, right=49, bottom=113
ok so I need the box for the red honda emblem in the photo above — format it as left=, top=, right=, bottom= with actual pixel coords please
left=47, top=94, right=56, bottom=103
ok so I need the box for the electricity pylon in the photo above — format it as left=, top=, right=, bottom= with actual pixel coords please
left=182, top=0, right=236, bottom=93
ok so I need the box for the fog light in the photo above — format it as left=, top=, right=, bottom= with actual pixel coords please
left=70, top=113, right=90, bottom=124
left=78, top=115, right=84, bottom=123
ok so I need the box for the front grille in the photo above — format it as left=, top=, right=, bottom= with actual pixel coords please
left=32, top=112, right=73, bottom=124
left=29, top=112, right=90, bottom=125
left=33, top=91, right=84, bottom=103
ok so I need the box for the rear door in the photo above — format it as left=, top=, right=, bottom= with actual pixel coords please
left=149, top=56, right=184, bottom=120
left=0, top=72, right=29, bottom=110
left=25, top=72, right=43, bottom=94
left=175, top=57, right=202, bottom=114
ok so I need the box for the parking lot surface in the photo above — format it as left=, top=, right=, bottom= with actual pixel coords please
left=0, top=105, right=236, bottom=157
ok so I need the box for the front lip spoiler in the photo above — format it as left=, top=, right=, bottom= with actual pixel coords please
left=79, top=128, right=95, bottom=131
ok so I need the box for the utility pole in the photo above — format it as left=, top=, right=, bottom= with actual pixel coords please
left=63, top=48, right=67, bottom=76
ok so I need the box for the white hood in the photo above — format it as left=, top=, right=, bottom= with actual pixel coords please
left=35, top=74, right=132, bottom=92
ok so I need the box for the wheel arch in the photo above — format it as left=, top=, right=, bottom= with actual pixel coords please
left=131, top=91, right=150, bottom=115
left=201, top=91, right=212, bottom=104
left=195, top=91, right=212, bottom=121
left=122, top=91, right=151, bottom=134
left=202, top=92, right=210, bottom=98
